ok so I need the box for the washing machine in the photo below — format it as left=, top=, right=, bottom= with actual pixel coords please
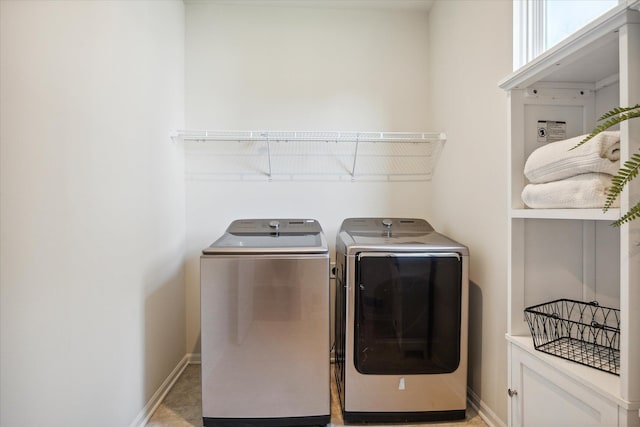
left=200, top=218, right=330, bottom=427
left=334, top=217, right=469, bottom=423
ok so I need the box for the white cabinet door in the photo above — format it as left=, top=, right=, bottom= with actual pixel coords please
left=510, top=344, right=619, bottom=427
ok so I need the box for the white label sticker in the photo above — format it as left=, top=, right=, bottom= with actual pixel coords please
left=398, top=377, right=405, bottom=390
left=537, top=120, right=567, bottom=143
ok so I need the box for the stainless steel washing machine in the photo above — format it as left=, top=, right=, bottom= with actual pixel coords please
left=334, top=217, right=469, bottom=423
left=200, top=219, right=330, bottom=427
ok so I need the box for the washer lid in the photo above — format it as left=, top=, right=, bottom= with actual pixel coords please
left=338, top=217, right=468, bottom=255
left=340, top=217, right=434, bottom=235
left=203, top=218, right=327, bottom=254
left=226, top=218, right=323, bottom=235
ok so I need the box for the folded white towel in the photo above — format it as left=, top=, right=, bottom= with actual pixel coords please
left=521, top=173, right=619, bottom=209
left=524, top=131, right=620, bottom=184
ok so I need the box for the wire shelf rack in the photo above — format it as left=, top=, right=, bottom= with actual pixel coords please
left=172, top=130, right=446, bottom=181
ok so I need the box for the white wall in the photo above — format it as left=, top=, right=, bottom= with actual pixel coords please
left=428, top=1, right=511, bottom=425
left=184, top=1, right=434, bottom=353
left=0, top=1, right=185, bottom=426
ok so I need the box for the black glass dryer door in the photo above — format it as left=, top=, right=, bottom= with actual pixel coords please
left=354, top=252, right=462, bottom=375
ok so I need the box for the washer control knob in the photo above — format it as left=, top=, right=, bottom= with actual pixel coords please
left=382, top=218, right=393, bottom=228
left=268, top=220, right=280, bottom=230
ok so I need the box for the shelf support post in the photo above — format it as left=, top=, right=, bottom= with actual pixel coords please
left=351, top=134, right=360, bottom=178
left=266, top=135, right=272, bottom=179
left=619, top=18, right=640, bottom=402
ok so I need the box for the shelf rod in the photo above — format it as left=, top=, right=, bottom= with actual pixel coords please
left=171, top=130, right=446, bottom=143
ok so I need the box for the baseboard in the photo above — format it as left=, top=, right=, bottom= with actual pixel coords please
left=188, top=352, right=201, bottom=364
left=129, top=353, right=191, bottom=427
left=467, top=386, right=506, bottom=427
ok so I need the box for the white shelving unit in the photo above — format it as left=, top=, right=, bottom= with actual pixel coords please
left=500, top=3, right=640, bottom=427
left=171, top=130, right=446, bottom=181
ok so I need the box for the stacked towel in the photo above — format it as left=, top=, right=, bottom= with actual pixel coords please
left=522, top=131, right=620, bottom=209
left=524, top=131, right=620, bottom=183
left=522, top=173, right=619, bottom=209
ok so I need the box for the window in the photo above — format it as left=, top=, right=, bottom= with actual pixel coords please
left=513, top=0, right=620, bottom=70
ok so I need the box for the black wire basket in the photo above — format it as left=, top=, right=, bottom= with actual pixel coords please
left=524, top=299, right=620, bottom=375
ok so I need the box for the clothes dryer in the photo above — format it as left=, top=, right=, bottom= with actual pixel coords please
left=334, top=218, right=469, bottom=423
left=201, top=219, right=330, bottom=427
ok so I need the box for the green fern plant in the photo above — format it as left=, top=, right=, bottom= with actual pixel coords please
left=573, top=104, right=640, bottom=226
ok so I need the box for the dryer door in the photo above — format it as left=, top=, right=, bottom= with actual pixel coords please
left=354, top=252, right=462, bottom=375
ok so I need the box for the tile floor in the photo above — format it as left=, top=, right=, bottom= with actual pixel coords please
left=146, top=364, right=488, bottom=427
